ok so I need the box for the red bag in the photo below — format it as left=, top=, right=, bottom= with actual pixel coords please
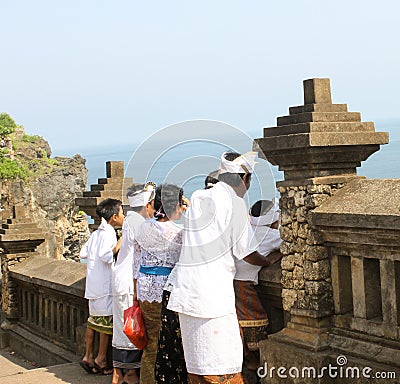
left=123, top=301, right=147, bottom=350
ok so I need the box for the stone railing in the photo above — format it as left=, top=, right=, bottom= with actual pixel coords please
left=3, top=256, right=88, bottom=365
left=311, top=179, right=400, bottom=360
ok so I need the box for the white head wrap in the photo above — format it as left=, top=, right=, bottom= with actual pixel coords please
left=219, top=151, right=258, bottom=174
left=128, top=185, right=155, bottom=207
left=250, top=200, right=280, bottom=226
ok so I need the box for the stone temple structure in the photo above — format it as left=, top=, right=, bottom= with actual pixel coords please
left=255, top=78, right=399, bottom=383
left=0, top=78, right=399, bottom=383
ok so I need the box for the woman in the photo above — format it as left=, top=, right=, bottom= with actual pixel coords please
left=133, top=184, right=187, bottom=384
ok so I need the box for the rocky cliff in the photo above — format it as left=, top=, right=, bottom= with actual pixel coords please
left=0, top=127, right=89, bottom=261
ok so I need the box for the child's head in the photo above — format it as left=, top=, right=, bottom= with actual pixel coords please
left=96, top=198, right=124, bottom=227
left=153, top=184, right=184, bottom=221
left=127, top=182, right=156, bottom=218
left=250, top=199, right=279, bottom=229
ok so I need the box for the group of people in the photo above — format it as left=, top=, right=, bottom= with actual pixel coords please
left=80, top=151, right=282, bottom=384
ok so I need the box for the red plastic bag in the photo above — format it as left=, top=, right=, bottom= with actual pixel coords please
left=123, top=301, right=147, bottom=350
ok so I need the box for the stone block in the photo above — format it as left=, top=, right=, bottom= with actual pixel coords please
left=303, top=78, right=332, bottom=104
left=294, top=191, right=306, bottom=206
left=293, top=253, right=304, bottom=267
left=106, top=161, right=125, bottom=178
left=281, top=270, right=294, bottom=288
left=282, top=289, right=298, bottom=311
left=280, top=210, right=292, bottom=226
left=305, top=281, right=332, bottom=296
left=277, top=112, right=362, bottom=126
left=297, top=223, right=309, bottom=239
left=305, top=194, right=329, bottom=209
left=296, top=206, right=309, bottom=223
left=293, top=266, right=305, bottom=289
left=305, top=245, right=328, bottom=262
left=306, top=184, right=332, bottom=194
left=306, top=229, right=325, bottom=245
left=281, top=255, right=295, bottom=271
left=280, top=225, right=295, bottom=242
left=303, top=260, right=330, bottom=281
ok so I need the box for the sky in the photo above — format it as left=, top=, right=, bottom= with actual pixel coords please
left=1, top=0, right=400, bottom=155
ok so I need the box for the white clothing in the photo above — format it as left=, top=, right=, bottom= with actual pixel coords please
left=80, top=219, right=116, bottom=302
left=89, top=296, right=113, bottom=316
left=235, top=225, right=282, bottom=284
left=112, top=211, right=144, bottom=350
left=112, top=211, right=145, bottom=296
left=134, top=219, right=182, bottom=303
left=219, top=151, right=257, bottom=174
left=167, top=181, right=255, bottom=318
left=179, top=313, right=243, bottom=375
left=112, top=293, right=136, bottom=349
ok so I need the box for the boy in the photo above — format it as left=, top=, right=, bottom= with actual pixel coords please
left=234, top=199, right=283, bottom=374
left=80, top=198, right=124, bottom=375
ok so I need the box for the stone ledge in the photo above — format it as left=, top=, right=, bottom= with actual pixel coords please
left=9, top=256, right=86, bottom=297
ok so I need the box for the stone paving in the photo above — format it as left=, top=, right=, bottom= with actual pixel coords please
left=0, top=349, right=110, bottom=384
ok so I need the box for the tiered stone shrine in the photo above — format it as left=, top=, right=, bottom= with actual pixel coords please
left=0, top=206, right=45, bottom=320
left=255, top=79, right=399, bottom=383
left=255, top=78, right=388, bottom=184
left=76, top=161, right=133, bottom=230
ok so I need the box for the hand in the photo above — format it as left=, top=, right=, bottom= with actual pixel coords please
left=182, top=196, right=190, bottom=211
left=113, top=237, right=122, bottom=255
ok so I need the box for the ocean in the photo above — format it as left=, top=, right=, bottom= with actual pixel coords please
left=60, top=119, right=400, bottom=207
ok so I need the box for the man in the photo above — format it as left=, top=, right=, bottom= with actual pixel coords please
left=168, top=151, right=270, bottom=384
left=111, top=183, right=155, bottom=384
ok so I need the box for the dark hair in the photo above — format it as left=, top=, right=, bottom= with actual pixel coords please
left=250, top=199, right=274, bottom=217
left=205, top=170, right=219, bottom=189
left=126, top=184, right=146, bottom=197
left=218, top=152, right=251, bottom=187
left=153, top=184, right=183, bottom=220
left=96, top=198, right=122, bottom=222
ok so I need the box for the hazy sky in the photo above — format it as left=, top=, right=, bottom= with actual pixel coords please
left=1, top=0, right=399, bottom=154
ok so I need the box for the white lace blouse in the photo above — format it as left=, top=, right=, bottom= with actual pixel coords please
left=133, top=219, right=182, bottom=303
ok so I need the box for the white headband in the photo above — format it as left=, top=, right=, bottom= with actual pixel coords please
left=219, top=151, right=258, bottom=174
left=250, top=200, right=280, bottom=226
left=128, top=186, right=155, bottom=207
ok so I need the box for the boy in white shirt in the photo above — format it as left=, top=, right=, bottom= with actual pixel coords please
left=80, top=198, right=124, bottom=375
left=234, top=199, right=283, bottom=374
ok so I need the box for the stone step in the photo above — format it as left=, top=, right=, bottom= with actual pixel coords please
left=97, top=177, right=133, bottom=186
left=0, top=228, right=43, bottom=236
left=82, top=191, right=101, bottom=198
left=289, top=103, right=348, bottom=114
left=6, top=219, right=37, bottom=225
left=264, top=122, right=375, bottom=137
left=2, top=223, right=39, bottom=230
left=277, top=112, right=361, bottom=126
left=89, top=184, right=105, bottom=191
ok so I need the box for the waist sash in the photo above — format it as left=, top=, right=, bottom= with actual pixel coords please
left=139, top=265, right=173, bottom=276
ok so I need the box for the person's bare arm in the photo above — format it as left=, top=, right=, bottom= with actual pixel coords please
left=243, top=250, right=283, bottom=267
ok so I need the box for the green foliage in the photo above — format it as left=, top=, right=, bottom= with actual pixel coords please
left=22, top=134, right=42, bottom=143
left=0, top=113, right=17, bottom=137
left=0, top=156, right=28, bottom=180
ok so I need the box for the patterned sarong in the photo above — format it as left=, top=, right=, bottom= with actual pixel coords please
left=233, top=280, right=268, bottom=351
left=139, top=300, right=162, bottom=384
left=87, top=315, right=113, bottom=335
left=188, top=372, right=244, bottom=383
left=155, top=290, right=188, bottom=383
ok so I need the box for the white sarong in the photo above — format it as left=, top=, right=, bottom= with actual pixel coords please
left=179, top=313, right=243, bottom=375
left=112, top=293, right=137, bottom=349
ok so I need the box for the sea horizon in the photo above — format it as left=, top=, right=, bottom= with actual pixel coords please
left=55, top=119, right=400, bottom=205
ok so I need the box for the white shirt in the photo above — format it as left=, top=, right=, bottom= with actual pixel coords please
left=112, top=211, right=145, bottom=296
left=234, top=225, right=282, bottom=284
left=80, top=219, right=117, bottom=300
left=167, top=182, right=255, bottom=318
left=134, top=219, right=182, bottom=303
